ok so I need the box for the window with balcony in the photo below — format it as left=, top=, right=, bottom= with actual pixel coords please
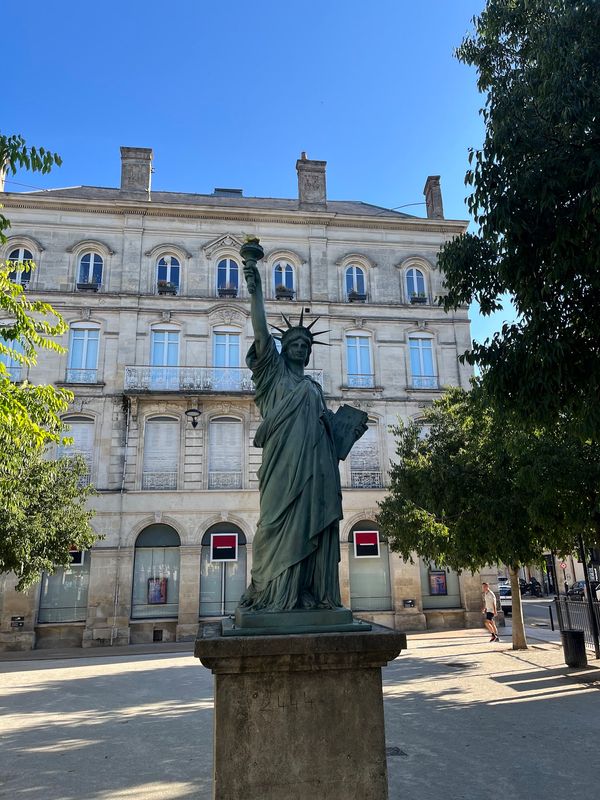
left=409, top=335, right=437, bottom=389
left=142, top=417, right=179, bottom=490
left=8, top=247, right=33, bottom=287
left=346, top=334, right=374, bottom=388
left=212, top=329, right=241, bottom=391
left=208, top=416, right=242, bottom=489
left=150, top=327, right=180, bottom=390
left=131, top=524, right=180, bottom=618
left=273, top=261, right=295, bottom=299
left=38, top=551, right=91, bottom=623
left=67, top=324, right=99, bottom=383
left=156, top=255, right=180, bottom=294
left=406, top=267, right=427, bottom=303
left=58, top=416, right=95, bottom=486
left=217, top=258, right=239, bottom=297
left=345, top=265, right=366, bottom=302
left=77, top=252, right=103, bottom=290
left=199, top=523, right=247, bottom=616
left=349, top=421, right=382, bottom=488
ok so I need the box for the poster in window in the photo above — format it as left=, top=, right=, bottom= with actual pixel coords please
left=354, top=530, right=380, bottom=558
left=211, top=533, right=238, bottom=562
left=148, top=577, right=168, bottom=604
left=429, top=570, right=447, bottom=595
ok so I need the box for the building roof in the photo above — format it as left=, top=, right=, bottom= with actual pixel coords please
left=17, top=185, right=418, bottom=219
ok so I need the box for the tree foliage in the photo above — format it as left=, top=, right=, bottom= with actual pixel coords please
left=1, top=133, right=98, bottom=587
left=438, top=0, right=600, bottom=439
left=377, top=386, right=600, bottom=647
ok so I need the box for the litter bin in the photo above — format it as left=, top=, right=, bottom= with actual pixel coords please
left=560, top=630, right=587, bottom=667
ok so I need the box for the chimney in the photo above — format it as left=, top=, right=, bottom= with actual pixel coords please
left=296, top=152, right=327, bottom=208
left=120, top=147, right=153, bottom=200
left=423, top=175, right=444, bottom=219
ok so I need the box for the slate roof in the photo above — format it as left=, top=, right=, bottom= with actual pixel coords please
left=17, top=185, right=417, bottom=219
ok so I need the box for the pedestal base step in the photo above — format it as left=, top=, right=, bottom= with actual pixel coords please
left=224, top=606, right=371, bottom=636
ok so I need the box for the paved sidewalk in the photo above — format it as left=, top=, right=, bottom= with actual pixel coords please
left=1, top=629, right=598, bottom=800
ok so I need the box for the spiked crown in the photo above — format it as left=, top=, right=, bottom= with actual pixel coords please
left=270, top=310, right=330, bottom=365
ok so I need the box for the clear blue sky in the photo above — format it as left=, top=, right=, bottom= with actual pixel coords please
left=4, top=0, right=514, bottom=346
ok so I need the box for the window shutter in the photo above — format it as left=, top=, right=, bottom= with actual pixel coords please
left=143, top=419, right=179, bottom=489
left=350, top=424, right=382, bottom=488
left=209, top=419, right=242, bottom=488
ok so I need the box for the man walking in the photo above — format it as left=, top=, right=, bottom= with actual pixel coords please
left=482, top=582, right=500, bottom=642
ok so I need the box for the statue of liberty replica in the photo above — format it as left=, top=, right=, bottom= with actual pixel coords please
left=235, top=238, right=369, bottom=632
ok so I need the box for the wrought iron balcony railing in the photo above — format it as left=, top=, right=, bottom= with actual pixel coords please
left=411, top=376, right=438, bottom=389
left=142, top=471, right=178, bottom=490
left=347, top=373, right=375, bottom=389
left=124, top=365, right=323, bottom=393
left=208, top=471, right=243, bottom=489
left=66, top=368, right=98, bottom=384
left=349, top=471, right=384, bottom=489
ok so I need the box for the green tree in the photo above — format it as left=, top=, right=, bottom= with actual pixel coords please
left=377, top=387, right=600, bottom=649
left=438, top=0, right=600, bottom=439
left=1, top=133, right=98, bottom=588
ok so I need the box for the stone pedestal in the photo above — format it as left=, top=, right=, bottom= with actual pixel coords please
left=195, top=622, right=406, bottom=800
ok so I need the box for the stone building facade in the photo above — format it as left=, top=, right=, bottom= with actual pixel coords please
left=0, top=148, right=492, bottom=651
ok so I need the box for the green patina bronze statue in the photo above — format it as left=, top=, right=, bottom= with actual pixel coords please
left=238, top=239, right=368, bottom=617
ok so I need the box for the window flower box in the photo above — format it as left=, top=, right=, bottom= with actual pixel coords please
left=347, top=291, right=366, bottom=303
left=218, top=284, right=238, bottom=298
left=157, top=280, right=178, bottom=295
left=410, top=294, right=427, bottom=304
left=77, top=282, right=101, bottom=292
left=275, top=286, right=295, bottom=300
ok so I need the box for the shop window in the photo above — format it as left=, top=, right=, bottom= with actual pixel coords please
left=348, top=522, right=392, bottom=611
left=199, top=524, right=247, bottom=616
left=38, top=551, right=91, bottom=623
left=419, top=560, right=461, bottom=609
left=131, top=524, right=180, bottom=618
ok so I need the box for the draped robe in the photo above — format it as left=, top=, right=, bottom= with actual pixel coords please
left=239, top=337, right=343, bottom=611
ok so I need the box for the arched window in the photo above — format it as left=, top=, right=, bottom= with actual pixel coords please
left=38, top=549, right=91, bottom=623
left=208, top=416, right=243, bottom=489
left=199, top=523, right=247, bottom=616
left=77, top=252, right=103, bottom=289
left=156, top=256, right=180, bottom=293
left=58, top=415, right=95, bottom=486
left=406, top=267, right=427, bottom=302
left=217, top=258, right=239, bottom=297
left=67, top=322, right=100, bottom=383
left=408, top=334, right=437, bottom=389
left=132, top=524, right=180, bottom=618
left=150, top=325, right=180, bottom=390
left=348, top=521, right=392, bottom=611
left=8, top=247, right=33, bottom=286
left=349, top=421, right=382, bottom=488
left=419, top=559, right=461, bottom=609
left=142, top=416, right=179, bottom=490
left=345, top=265, right=366, bottom=301
left=273, top=261, right=294, bottom=297
left=345, top=333, right=374, bottom=388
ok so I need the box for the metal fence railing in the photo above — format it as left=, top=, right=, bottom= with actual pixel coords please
left=554, top=597, right=600, bottom=654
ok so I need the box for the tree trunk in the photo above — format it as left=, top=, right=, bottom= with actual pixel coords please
left=509, top=564, right=528, bottom=650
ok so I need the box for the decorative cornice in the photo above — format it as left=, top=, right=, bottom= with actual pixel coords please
left=0, top=194, right=469, bottom=235
left=202, top=233, right=244, bottom=258
left=66, top=238, right=115, bottom=255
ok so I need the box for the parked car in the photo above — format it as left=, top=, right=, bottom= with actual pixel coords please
left=567, top=580, right=600, bottom=600
left=498, top=584, right=511, bottom=597
left=499, top=584, right=512, bottom=616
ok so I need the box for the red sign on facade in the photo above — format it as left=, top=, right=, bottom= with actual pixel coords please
left=211, top=533, right=238, bottom=562
left=354, top=531, right=380, bottom=558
